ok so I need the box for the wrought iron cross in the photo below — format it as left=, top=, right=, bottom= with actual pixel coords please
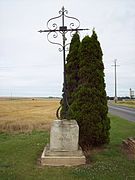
left=38, top=6, right=89, bottom=119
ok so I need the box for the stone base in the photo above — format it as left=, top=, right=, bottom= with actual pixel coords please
left=41, top=144, right=86, bottom=166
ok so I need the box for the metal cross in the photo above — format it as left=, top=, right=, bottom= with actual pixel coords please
left=38, top=6, right=89, bottom=119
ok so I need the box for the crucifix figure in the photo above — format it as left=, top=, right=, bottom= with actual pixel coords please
left=38, top=6, right=89, bottom=118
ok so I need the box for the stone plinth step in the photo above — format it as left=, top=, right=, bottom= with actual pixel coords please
left=41, top=144, right=86, bottom=166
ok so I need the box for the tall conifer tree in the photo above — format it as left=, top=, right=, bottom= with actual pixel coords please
left=69, top=30, right=110, bottom=147
left=60, top=33, right=80, bottom=119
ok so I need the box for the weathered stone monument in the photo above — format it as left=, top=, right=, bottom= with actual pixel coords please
left=38, top=7, right=87, bottom=166
left=41, top=120, right=86, bottom=166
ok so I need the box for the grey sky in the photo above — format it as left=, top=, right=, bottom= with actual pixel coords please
left=0, top=0, right=135, bottom=97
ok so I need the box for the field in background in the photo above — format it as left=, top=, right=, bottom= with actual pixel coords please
left=114, top=100, right=135, bottom=108
left=0, top=98, right=135, bottom=133
left=0, top=98, right=60, bottom=133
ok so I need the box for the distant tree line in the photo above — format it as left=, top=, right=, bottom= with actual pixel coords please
left=107, top=96, right=132, bottom=100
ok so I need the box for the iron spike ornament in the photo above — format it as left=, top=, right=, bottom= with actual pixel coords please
left=38, top=6, right=89, bottom=119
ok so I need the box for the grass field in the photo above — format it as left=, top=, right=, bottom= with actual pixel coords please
left=0, top=98, right=60, bottom=133
left=112, top=100, right=135, bottom=109
left=0, top=98, right=135, bottom=179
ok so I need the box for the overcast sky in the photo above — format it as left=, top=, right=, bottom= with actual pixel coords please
left=0, top=0, right=135, bottom=97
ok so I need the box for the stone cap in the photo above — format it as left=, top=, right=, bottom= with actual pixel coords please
left=52, top=119, right=78, bottom=127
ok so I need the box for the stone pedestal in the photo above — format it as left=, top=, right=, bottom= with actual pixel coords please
left=41, top=119, right=86, bottom=166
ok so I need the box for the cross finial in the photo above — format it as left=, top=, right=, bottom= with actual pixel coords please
left=62, top=6, right=65, bottom=12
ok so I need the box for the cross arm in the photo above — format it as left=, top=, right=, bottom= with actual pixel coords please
left=38, top=28, right=89, bottom=33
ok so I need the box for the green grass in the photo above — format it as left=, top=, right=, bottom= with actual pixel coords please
left=0, top=115, right=135, bottom=180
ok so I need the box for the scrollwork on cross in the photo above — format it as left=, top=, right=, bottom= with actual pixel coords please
left=38, top=6, right=89, bottom=119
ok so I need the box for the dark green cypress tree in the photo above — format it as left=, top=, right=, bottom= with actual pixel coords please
left=60, top=33, right=80, bottom=119
left=69, top=30, right=110, bottom=147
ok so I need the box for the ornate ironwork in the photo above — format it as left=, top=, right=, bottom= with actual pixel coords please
left=38, top=6, right=89, bottom=119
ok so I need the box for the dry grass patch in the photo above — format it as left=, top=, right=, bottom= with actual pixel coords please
left=0, top=98, right=60, bottom=133
left=115, top=100, right=135, bottom=108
